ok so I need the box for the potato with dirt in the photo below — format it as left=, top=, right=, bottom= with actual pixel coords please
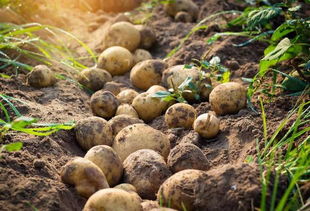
left=103, top=81, right=126, bottom=95
left=164, top=0, right=199, bottom=21
left=77, top=67, right=112, bottom=91
left=75, top=116, right=113, bottom=150
left=116, top=89, right=139, bottom=104
left=165, top=103, right=197, bottom=129
left=130, top=59, right=166, bottom=90
left=26, top=65, right=56, bottom=88
left=114, top=183, right=137, bottom=193
left=84, top=145, right=123, bottom=186
left=135, top=25, right=156, bottom=49
left=146, top=85, right=167, bottom=94
left=61, top=157, right=109, bottom=198
left=141, top=200, right=160, bottom=211
left=113, top=123, right=170, bottom=161
left=90, top=90, right=120, bottom=119
left=108, top=114, right=143, bottom=137
left=133, top=49, right=152, bottom=64
left=98, top=46, right=134, bottom=76
left=175, top=11, right=192, bottom=22
left=123, top=149, right=172, bottom=199
left=116, top=104, right=139, bottom=119
left=209, top=82, right=247, bottom=115
left=193, top=113, right=220, bottom=138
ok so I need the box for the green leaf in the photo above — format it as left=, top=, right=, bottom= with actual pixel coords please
left=4, top=142, right=23, bottom=152
left=247, top=6, right=282, bottom=30
left=11, top=116, right=38, bottom=129
left=271, top=23, right=295, bottom=41
left=152, top=91, right=172, bottom=98
left=221, top=71, right=231, bottom=83
left=262, top=38, right=292, bottom=61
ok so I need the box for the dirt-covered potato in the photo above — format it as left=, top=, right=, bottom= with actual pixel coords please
left=193, top=113, right=220, bottom=138
left=199, top=76, right=213, bottom=101
left=114, top=183, right=137, bottom=193
left=141, top=200, right=160, bottom=211
left=135, top=25, right=156, bottom=49
left=102, top=22, right=141, bottom=51
left=61, top=157, right=109, bottom=198
left=77, top=67, right=112, bottom=91
left=98, top=46, right=134, bottom=76
left=84, top=145, right=123, bottom=186
left=103, top=81, right=126, bottom=95
left=116, top=89, right=139, bottom=104
left=75, top=117, right=113, bottom=150
left=209, top=82, right=247, bottom=115
left=83, top=188, right=143, bottom=211
left=116, top=104, right=139, bottom=119
left=26, top=65, right=56, bottom=88
left=165, top=103, right=197, bottom=129
left=130, top=60, right=166, bottom=90
left=108, top=114, right=143, bottom=137
left=175, top=11, right=192, bottom=22
left=90, top=90, right=120, bottom=119
left=113, top=123, right=170, bottom=161
left=146, top=85, right=167, bottom=94
left=133, top=49, right=152, bottom=64
left=123, top=149, right=172, bottom=199
left=164, top=0, right=198, bottom=20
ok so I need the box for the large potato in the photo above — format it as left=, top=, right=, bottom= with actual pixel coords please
left=90, top=90, right=120, bottom=119
left=108, top=114, right=143, bottom=137
left=102, top=22, right=141, bottom=51
left=113, top=123, right=170, bottom=161
left=84, top=145, right=123, bottom=186
left=61, top=157, right=109, bottom=198
left=209, top=82, right=247, bottom=115
left=193, top=113, right=220, bottom=138
left=130, top=60, right=166, bottom=90
left=133, top=49, right=152, bottom=64
left=103, top=81, right=126, bottom=95
left=164, top=0, right=199, bottom=20
left=75, top=117, right=113, bottom=150
left=27, top=65, right=56, bottom=88
left=77, top=67, right=112, bottom=91
left=116, top=104, right=139, bottom=119
left=135, top=25, right=156, bottom=49
left=123, top=149, right=172, bottom=199
left=114, top=183, right=137, bottom=193
left=164, top=103, right=197, bottom=129
left=116, top=89, right=139, bottom=104
left=98, top=46, right=134, bottom=76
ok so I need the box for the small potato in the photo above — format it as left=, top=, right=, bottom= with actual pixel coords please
left=90, top=90, right=120, bottom=119
left=103, top=81, right=126, bottom=95
left=116, top=104, right=139, bottom=119
left=141, top=200, right=159, bottom=211
left=98, top=46, right=134, bottom=76
left=77, top=67, right=112, bottom=91
left=26, top=65, right=56, bottom=88
left=146, top=85, right=167, bottom=94
left=113, top=123, right=170, bottom=161
left=75, top=117, right=113, bottom=150
left=61, top=157, right=109, bottom=198
left=130, top=60, right=166, bottom=90
left=199, top=76, right=213, bottom=101
left=133, top=49, right=152, bottom=64
left=117, top=89, right=139, bottom=104
left=209, top=82, right=247, bottom=115
left=135, top=25, right=156, bottom=49
left=123, top=149, right=172, bottom=199
left=83, top=188, right=143, bottom=211
left=108, top=114, right=143, bottom=137
left=84, top=145, right=123, bottom=186
left=164, top=0, right=198, bottom=20
left=102, top=22, right=141, bottom=51
left=165, top=103, right=197, bottom=129
left=193, top=113, right=220, bottom=138
left=175, top=11, right=192, bottom=22
left=114, top=183, right=137, bottom=193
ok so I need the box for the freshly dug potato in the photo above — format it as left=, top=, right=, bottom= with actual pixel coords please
left=77, top=67, right=112, bottom=91
left=193, top=113, right=220, bottom=138
left=116, top=104, right=139, bottom=119
left=113, top=123, right=170, bottom=161
left=84, top=145, right=123, bottom=186
left=123, top=149, right=172, bottom=199
left=146, top=85, right=167, bottom=94
left=165, top=103, right=197, bottom=129
left=133, top=49, right=152, bottom=64
left=130, top=60, right=166, bottom=90
left=175, top=11, right=192, bottom=22
left=102, top=22, right=141, bottom=51
left=114, top=183, right=137, bottom=193
left=167, top=143, right=209, bottom=173
left=98, top=46, right=134, bottom=76
left=90, top=90, right=120, bottom=119
left=116, top=89, right=139, bottom=104
left=108, top=114, right=143, bottom=137
left=164, top=0, right=198, bottom=20
left=209, top=82, right=247, bottom=115
left=61, top=157, right=109, bottom=198
left=103, top=81, right=126, bottom=95
left=141, top=200, right=159, bottom=211
left=199, top=76, right=213, bottom=101
left=83, top=188, right=143, bottom=211
left=135, top=25, right=156, bottom=49
left=26, top=65, right=56, bottom=88
left=75, top=117, right=113, bottom=150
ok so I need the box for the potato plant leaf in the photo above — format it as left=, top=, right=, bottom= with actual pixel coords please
left=4, top=142, right=23, bottom=152
left=262, top=38, right=292, bottom=61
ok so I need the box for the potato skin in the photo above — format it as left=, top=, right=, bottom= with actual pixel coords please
left=90, top=90, right=120, bottom=119
left=61, top=157, right=109, bottom=198
left=141, top=200, right=160, bottom=211
left=117, top=89, right=139, bottom=104
left=75, top=117, right=113, bottom=150
left=103, top=81, right=126, bottom=95
left=209, top=82, right=246, bottom=115
left=175, top=11, right=192, bottom=22
left=84, top=145, right=123, bottom=186
left=133, top=49, right=152, bottom=64
left=116, top=104, right=139, bottom=119
left=77, top=67, right=112, bottom=91
left=108, top=114, right=143, bottom=137
left=113, top=123, right=170, bottom=161
left=165, top=103, right=197, bottom=129
left=27, top=65, right=56, bottom=88
left=162, top=65, right=200, bottom=88
left=114, top=183, right=137, bottom=193
left=164, top=0, right=198, bottom=20
left=146, top=85, right=167, bottom=94
left=193, top=113, right=220, bottom=138
left=135, top=25, right=156, bottom=49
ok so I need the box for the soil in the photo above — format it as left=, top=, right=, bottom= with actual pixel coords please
left=0, top=0, right=307, bottom=211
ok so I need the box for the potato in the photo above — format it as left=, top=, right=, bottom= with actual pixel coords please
left=175, top=11, right=192, bottom=22
left=84, top=145, right=123, bottom=186
left=75, top=117, right=113, bottom=150
left=103, top=81, right=126, bottom=95
left=164, top=0, right=198, bottom=20
left=117, top=89, right=139, bottom=104
left=116, top=104, right=139, bottom=119
left=135, top=25, right=156, bottom=49
left=111, top=13, right=131, bottom=24
left=114, top=183, right=137, bottom=193
left=146, top=85, right=167, bottom=94
left=83, top=188, right=143, bottom=211
left=193, top=113, right=220, bottom=138
left=61, top=157, right=109, bottom=198
left=26, top=65, right=56, bottom=88
left=123, top=149, right=171, bottom=199
left=130, top=60, right=166, bottom=90
left=90, top=90, right=120, bottom=119
left=77, top=67, right=112, bottom=91
left=164, top=103, right=197, bottom=129
left=113, top=123, right=170, bottom=161
left=141, top=200, right=159, bottom=211
left=108, top=114, right=143, bottom=137
left=199, top=76, right=213, bottom=101
left=98, top=46, right=134, bottom=76
left=209, top=82, right=247, bottom=115
left=102, top=22, right=141, bottom=51
left=133, top=49, right=152, bottom=64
